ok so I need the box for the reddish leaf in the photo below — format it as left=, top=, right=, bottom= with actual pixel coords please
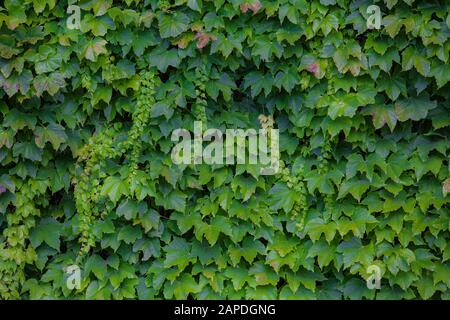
left=306, top=63, right=319, bottom=78
left=195, top=32, right=211, bottom=49
left=249, top=1, right=261, bottom=14
left=240, top=3, right=250, bottom=13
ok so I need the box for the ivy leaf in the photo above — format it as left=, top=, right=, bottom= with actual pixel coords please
left=383, top=15, right=403, bottom=38
left=187, top=0, right=202, bottom=12
left=249, top=263, right=280, bottom=287
left=394, top=94, right=437, bottom=122
left=92, top=86, right=112, bottom=106
left=268, top=182, right=296, bottom=212
left=117, top=226, right=142, bottom=244
left=267, top=233, right=298, bottom=257
left=85, top=255, right=108, bottom=280
left=31, top=0, right=56, bottom=14
left=307, top=240, right=336, bottom=268
left=243, top=71, right=273, bottom=97
left=286, top=270, right=326, bottom=293
left=109, top=263, right=137, bottom=290
left=0, top=174, right=15, bottom=193
left=147, top=47, right=181, bottom=72
left=0, top=35, right=20, bottom=58
left=81, top=15, right=115, bottom=37
left=278, top=5, right=295, bottom=24
left=274, top=67, right=299, bottom=93
left=246, top=286, right=278, bottom=299
left=1, top=70, right=33, bottom=96
left=156, top=190, right=186, bottom=213
left=327, top=94, right=361, bottom=119
left=304, top=171, right=334, bottom=194
left=224, top=267, right=251, bottom=290
left=116, top=199, right=140, bottom=220
left=33, top=72, right=66, bottom=96
left=92, top=0, right=112, bottom=16
left=101, top=176, right=128, bottom=203
left=431, top=61, right=450, bottom=88
left=3, top=109, right=37, bottom=131
left=364, top=104, right=397, bottom=131
left=150, top=100, right=174, bottom=119
left=377, top=75, right=407, bottom=101
left=413, top=55, right=430, bottom=77
left=343, top=278, right=375, bottom=299
left=82, top=38, right=108, bottom=62
left=433, top=263, right=450, bottom=287
left=163, top=237, right=192, bottom=270
left=158, top=12, right=190, bottom=39
left=337, top=237, right=374, bottom=269
left=415, top=276, right=435, bottom=299
left=228, top=237, right=266, bottom=265
left=337, top=178, right=371, bottom=202
left=332, top=47, right=347, bottom=72
left=304, top=218, right=337, bottom=243
left=320, top=13, right=339, bottom=36
left=13, top=142, right=43, bottom=161
left=29, top=218, right=62, bottom=250
left=443, top=179, right=450, bottom=197
left=34, top=122, right=67, bottom=150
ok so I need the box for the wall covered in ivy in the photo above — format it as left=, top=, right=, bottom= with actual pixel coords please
left=0, top=0, right=449, bottom=299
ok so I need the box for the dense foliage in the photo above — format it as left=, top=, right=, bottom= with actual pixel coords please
left=0, top=0, right=449, bottom=300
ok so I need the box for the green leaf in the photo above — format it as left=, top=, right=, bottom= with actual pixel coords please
left=327, top=94, right=361, bottom=119
left=164, top=237, right=192, bottom=270
left=82, top=38, right=108, bottom=62
left=29, top=218, right=62, bottom=250
left=34, top=123, right=68, bottom=150
left=224, top=267, right=251, bottom=290
left=33, top=72, right=66, bottom=96
left=187, top=0, right=202, bottom=12
left=286, top=270, right=326, bottom=293
left=337, top=237, right=374, bottom=269
left=307, top=240, right=336, bottom=268
left=101, top=176, right=128, bottom=203
left=228, top=237, right=266, bottom=265
left=431, top=61, right=450, bottom=88
left=147, top=47, right=181, bottom=72
left=117, top=225, right=142, bottom=244
left=383, top=15, right=403, bottom=38
left=433, top=263, right=450, bottom=287
left=274, top=67, right=299, bottom=93
left=364, top=105, right=397, bottom=132
left=92, top=86, right=112, bottom=106
left=269, top=182, right=296, bottom=213
left=116, top=199, right=140, bottom=220
left=85, top=254, right=108, bottom=280
left=267, top=233, right=298, bottom=257
left=13, top=142, right=43, bottom=161
left=150, top=100, right=174, bottom=119
left=343, top=278, right=375, bottom=299
left=415, top=276, right=435, bottom=299
left=304, top=218, right=337, bottom=243
left=394, top=94, right=437, bottom=122
left=3, top=109, right=37, bottom=131
left=164, top=190, right=187, bottom=212
left=337, top=178, right=371, bottom=202
left=158, top=12, right=190, bottom=39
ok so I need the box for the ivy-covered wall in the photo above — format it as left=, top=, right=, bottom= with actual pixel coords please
left=0, top=0, right=449, bottom=299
